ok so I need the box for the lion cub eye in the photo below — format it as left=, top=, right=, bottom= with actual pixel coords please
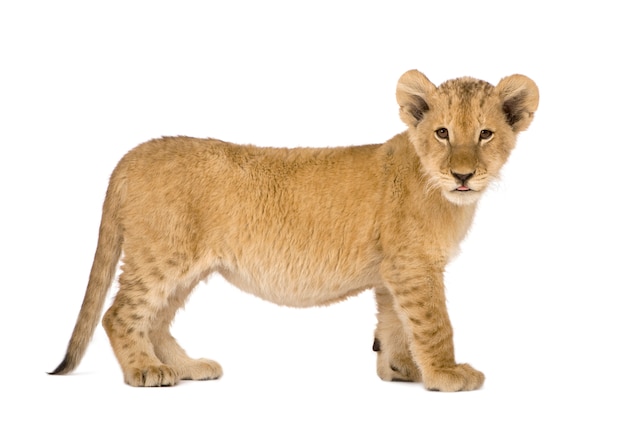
left=479, top=129, right=493, bottom=140
left=435, top=128, right=449, bottom=140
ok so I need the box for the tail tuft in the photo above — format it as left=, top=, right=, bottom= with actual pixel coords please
left=48, top=354, right=74, bottom=375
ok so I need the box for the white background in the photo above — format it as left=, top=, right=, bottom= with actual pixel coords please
left=1, top=1, right=624, bottom=431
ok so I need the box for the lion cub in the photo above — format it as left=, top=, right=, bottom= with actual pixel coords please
left=51, top=70, right=538, bottom=391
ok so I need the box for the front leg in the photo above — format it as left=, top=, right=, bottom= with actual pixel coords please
left=381, top=260, right=484, bottom=392
left=373, top=287, right=422, bottom=382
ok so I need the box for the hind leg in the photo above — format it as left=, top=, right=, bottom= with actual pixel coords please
left=373, top=287, right=422, bottom=382
left=102, top=264, right=182, bottom=387
left=149, top=279, right=222, bottom=381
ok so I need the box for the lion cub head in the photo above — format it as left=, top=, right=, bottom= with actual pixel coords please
left=396, top=70, right=539, bottom=206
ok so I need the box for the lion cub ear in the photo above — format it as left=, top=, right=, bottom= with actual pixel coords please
left=496, top=74, right=540, bottom=133
left=396, top=70, right=437, bottom=127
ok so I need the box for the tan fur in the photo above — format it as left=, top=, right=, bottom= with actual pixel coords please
left=50, top=70, right=538, bottom=391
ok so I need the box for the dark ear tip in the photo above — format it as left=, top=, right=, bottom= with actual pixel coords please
left=500, top=78, right=539, bottom=130
left=396, top=70, right=436, bottom=127
left=409, top=96, right=429, bottom=122
left=502, top=93, right=525, bottom=126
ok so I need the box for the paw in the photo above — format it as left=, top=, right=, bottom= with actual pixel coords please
left=423, top=363, right=484, bottom=392
left=381, top=361, right=422, bottom=383
left=374, top=339, right=422, bottom=382
left=179, top=358, right=223, bottom=381
left=123, top=364, right=179, bottom=387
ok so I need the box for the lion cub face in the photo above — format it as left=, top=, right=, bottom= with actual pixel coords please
left=396, top=70, right=539, bottom=205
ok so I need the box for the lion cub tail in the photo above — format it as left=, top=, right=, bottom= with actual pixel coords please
left=49, top=170, right=126, bottom=375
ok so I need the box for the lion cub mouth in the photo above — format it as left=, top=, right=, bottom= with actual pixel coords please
left=445, top=185, right=481, bottom=206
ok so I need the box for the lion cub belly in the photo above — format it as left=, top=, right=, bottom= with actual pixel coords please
left=217, top=254, right=382, bottom=308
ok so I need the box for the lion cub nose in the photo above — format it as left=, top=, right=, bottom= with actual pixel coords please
left=452, top=172, right=475, bottom=183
